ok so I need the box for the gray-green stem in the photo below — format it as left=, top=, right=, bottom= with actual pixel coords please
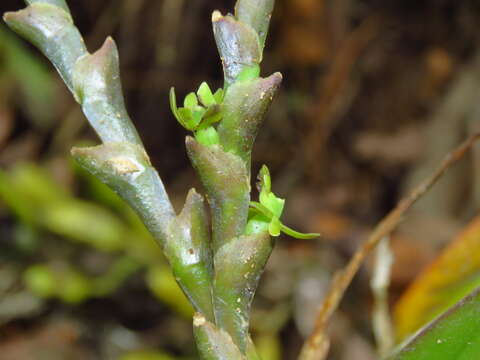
left=4, top=0, right=281, bottom=358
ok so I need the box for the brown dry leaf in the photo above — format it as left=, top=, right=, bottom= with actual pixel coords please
left=393, top=215, right=480, bottom=341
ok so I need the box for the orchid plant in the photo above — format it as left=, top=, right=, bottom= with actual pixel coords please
left=3, top=0, right=319, bottom=358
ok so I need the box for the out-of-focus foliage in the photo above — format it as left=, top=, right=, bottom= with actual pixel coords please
left=394, top=215, right=480, bottom=341
left=0, top=161, right=192, bottom=313
left=0, top=25, right=54, bottom=128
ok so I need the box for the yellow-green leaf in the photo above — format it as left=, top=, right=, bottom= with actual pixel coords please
left=394, top=215, right=480, bottom=341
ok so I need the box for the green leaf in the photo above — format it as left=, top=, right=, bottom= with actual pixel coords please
left=169, top=87, right=182, bottom=122
left=184, top=92, right=199, bottom=109
left=394, top=215, right=480, bottom=341
left=192, top=108, right=207, bottom=127
left=388, top=286, right=480, bottom=360
left=197, top=108, right=223, bottom=131
left=177, top=108, right=196, bottom=130
left=214, top=88, right=225, bottom=104
left=197, top=82, right=217, bottom=107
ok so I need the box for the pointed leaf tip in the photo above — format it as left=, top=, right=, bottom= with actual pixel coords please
left=212, top=14, right=262, bottom=85
left=72, top=37, right=142, bottom=145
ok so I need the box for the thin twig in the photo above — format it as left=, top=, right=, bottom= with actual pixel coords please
left=298, top=133, right=480, bottom=360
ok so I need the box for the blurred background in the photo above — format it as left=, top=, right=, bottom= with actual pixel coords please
left=0, top=0, right=480, bottom=359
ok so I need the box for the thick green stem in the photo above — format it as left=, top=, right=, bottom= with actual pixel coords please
left=213, top=232, right=273, bottom=352
left=5, top=0, right=283, bottom=358
left=193, top=313, right=245, bottom=360
left=217, top=73, right=282, bottom=167
left=186, top=137, right=250, bottom=253
left=235, top=0, right=274, bottom=50
left=164, top=190, right=215, bottom=321
left=5, top=0, right=216, bottom=328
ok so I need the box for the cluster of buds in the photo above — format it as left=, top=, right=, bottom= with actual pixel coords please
left=170, top=82, right=224, bottom=146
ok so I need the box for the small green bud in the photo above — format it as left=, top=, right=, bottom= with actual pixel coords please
left=258, top=165, right=284, bottom=218
left=170, top=85, right=223, bottom=134
left=248, top=166, right=320, bottom=239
